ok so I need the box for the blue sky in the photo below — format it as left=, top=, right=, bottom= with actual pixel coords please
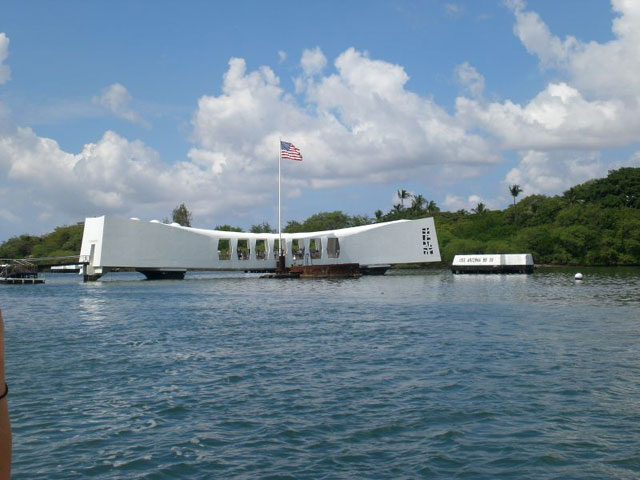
left=0, top=0, right=639, bottom=240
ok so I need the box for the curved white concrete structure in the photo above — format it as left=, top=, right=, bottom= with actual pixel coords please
left=79, top=215, right=441, bottom=279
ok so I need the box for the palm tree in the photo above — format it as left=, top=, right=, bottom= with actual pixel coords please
left=509, top=184, right=523, bottom=208
left=509, top=184, right=523, bottom=222
left=411, top=194, right=426, bottom=211
left=397, top=189, right=412, bottom=209
left=472, top=202, right=487, bottom=214
left=425, top=200, right=440, bottom=213
left=565, top=187, right=578, bottom=205
left=374, top=209, right=384, bottom=222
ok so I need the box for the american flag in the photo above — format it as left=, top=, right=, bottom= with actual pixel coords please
left=280, top=141, right=303, bottom=161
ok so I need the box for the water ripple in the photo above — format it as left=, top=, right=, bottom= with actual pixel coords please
left=2, top=269, right=640, bottom=478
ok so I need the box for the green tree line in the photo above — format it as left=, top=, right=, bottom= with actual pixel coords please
left=2, top=168, right=640, bottom=266
left=436, top=168, right=640, bottom=265
left=0, top=224, right=84, bottom=259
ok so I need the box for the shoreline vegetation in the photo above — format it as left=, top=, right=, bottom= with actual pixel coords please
left=1, top=168, right=639, bottom=267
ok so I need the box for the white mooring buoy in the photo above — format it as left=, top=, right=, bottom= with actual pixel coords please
left=574, top=272, right=584, bottom=280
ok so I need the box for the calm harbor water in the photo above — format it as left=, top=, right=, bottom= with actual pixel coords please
left=1, top=268, right=640, bottom=479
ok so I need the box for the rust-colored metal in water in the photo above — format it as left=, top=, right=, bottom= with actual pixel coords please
left=289, top=263, right=361, bottom=278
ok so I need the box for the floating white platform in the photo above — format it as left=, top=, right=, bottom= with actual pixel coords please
left=51, top=265, right=82, bottom=273
left=79, top=215, right=441, bottom=280
left=451, top=254, right=534, bottom=274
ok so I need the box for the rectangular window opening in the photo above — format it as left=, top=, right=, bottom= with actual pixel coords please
left=255, top=239, right=267, bottom=260
left=292, top=239, right=305, bottom=261
left=237, top=239, right=250, bottom=260
left=327, top=238, right=340, bottom=258
left=310, top=238, right=322, bottom=259
left=218, top=238, right=231, bottom=261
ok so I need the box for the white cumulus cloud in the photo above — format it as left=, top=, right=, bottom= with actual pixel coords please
left=94, top=83, right=150, bottom=128
left=457, top=82, right=637, bottom=149
left=506, top=0, right=579, bottom=69
left=455, top=62, right=484, bottom=98
left=504, top=150, right=606, bottom=196
left=445, top=3, right=464, bottom=16
left=508, top=0, right=640, bottom=100
left=443, top=193, right=500, bottom=212
left=457, top=1, right=640, bottom=151
left=0, top=46, right=504, bottom=238
left=300, top=47, right=327, bottom=77
left=0, top=112, right=282, bottom=238
left=0, top=33, right=11, bottom=85
left=191, top=48, right=499, bottom=192
left=3, top=11, right=640, bottom=240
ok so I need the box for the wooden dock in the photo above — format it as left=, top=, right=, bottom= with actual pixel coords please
left=1, top=259, right=46, bottom=284
left=0, top=277, right=45, bottom=285
left=2, top=255, right=89, bottom=284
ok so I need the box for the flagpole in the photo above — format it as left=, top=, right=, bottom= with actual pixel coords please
left=278, top=137, right=282, bottom=258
